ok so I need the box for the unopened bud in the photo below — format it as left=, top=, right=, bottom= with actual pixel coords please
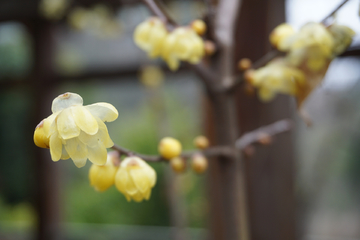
left=244, top=69, right=255, bottom=84
left=191, top=19, right=207, bottom=35
left=238, top=58, right=252, bottom=71
left=193, top=136, right=209, bottom=149
left=258, top=133, right=272, bottom=145
left=170, top=157, right=187, bottom=173
left=158, top=137, right=182, bottom=160
left=191, top=154, right=208, bottom=174
left=243, top=145, right=255, bottom=158
left=204, top=40, right=216, bottom=56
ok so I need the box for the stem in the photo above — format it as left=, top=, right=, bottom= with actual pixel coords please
left=321, top=0, right=350, bottom=24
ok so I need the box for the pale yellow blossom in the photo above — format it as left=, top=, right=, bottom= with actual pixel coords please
left=134, top=17, right=168, bottom=58
left=115, top=156, right=156, bottom=202
left=89, top=151, right=119, bottom=192
left=39, top=0, right=69, bottom=20
left=33, top=92, right=118, bottom=168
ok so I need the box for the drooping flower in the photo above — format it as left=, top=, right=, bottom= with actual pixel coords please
left=133, top=17, right=168, bottom=58
left=115, top=156, right=156, bottom=202
left=248, top=59, right=306, bottom=102
left=33, top=92, right=118, bottom=168
left=269, top=23, right=295, bottom=51
left=89, top=151, right=119, bottom=192
left=158, top=137, right=182, bottom=160
left=162, top=27, right=205, bottom=71
left=39, top=0, right=69, bottom=20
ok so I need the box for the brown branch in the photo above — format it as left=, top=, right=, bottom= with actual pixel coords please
left=235, top=119, right=293, bottom=150
left=111, top=144, right=234, bottom=162
left=142, top=0, right=177, bottom=26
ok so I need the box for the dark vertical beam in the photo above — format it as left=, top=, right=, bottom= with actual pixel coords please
left=234, top=0, right=297, bottom=240
left=27, top=19, right=62, bottom=240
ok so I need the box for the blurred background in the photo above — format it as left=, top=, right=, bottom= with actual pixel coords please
left=0, top=0, right=360, bottom=240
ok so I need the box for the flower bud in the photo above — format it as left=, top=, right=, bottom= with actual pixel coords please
left=33, top=120, right=50, bottom=149
left=191, top=154, right=208, bottom=174
left=244, top=69, right=256, bottom=84
left=258, top=133, right=272, bottom=145
left=191, top=19, right=207, bottom=35
left=158, top=137, right=182, bottom=160
left=115, top=156, right=157, bottom=202
left=193, top=136, right=209, bottom=149
left=89, top=151, right=119, bottom=192
left=204, top=40, right=216, bottom=56
left=238, top=58, right=252, bottom=71
left=269, top=23, right=295, bottom=50
left=170, top=157, right=186, bottom=173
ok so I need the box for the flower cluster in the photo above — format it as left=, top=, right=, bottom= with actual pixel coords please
left=33, top=92, right=118, bottom=168
left=88, top=152, right=157, bottom=202
left=134, top=17, right=206, bottom=71
left=158, top=136, right=209, bottom=174
left=249, top=22, right=355, bottom=106
left=68, top=5, right=122, bottom=38
left=39, top=0, right=69, bottom=20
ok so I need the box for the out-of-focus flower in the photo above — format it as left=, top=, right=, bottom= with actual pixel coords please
left=249, top=59, right=306, bottom=102
left=134, top=17, right=168, bottom=58
left=191, top=154, right=208, bottom=174
left=269, top=23, right=295, bottom=51
left=193, top=136, right=209, bottom=149
left=191, top=19, right=207, bottom=35
left=115, top=156, right=156, bottom=202
left=170, top=157, right=186, bottom=173
left=158, top=137, right=182, bottom=160
left=162, top=27, right=205, bottom=71
left=39, top=0, right=69, bottom=20
left=33, top=92, right=118, bottom=168
left=328, top=24, right=355, bottom=56
left=204, top=40, right=216, bottom=56
left=89, top=151, right=119, bottom=192
left=139, top=65, right=164, bottom=88
left=68, top=5, right=122, bottom=38
left=238, top=58, right=252, bottom=71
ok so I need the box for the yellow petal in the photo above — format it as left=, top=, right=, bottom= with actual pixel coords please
left=131, top=192, right=145, bottom=202
left=51, top=92, right=83, bottom=113
left=144, top=188, right=151, bottom=200
left=87, top=142, right=107, bottom=165
left=49, top=132, right=62, bottom=162
left=56, top=108, right=80, bottom=140
left=71, top=106, right=98, bottom=135
left=129, top=168, right=150, bottom=193
left=78, top=131, right=98, bottom=148
left=64, top=137, right=88, bottom=161
left=259, top=87, right=276, bottom=102
left=72, top=158, right=87, bottom=168
left=60, top=146, right=70, bottom=160
left=85, top=103, right=118, bottom=122
left=89, top=164, right=99, bottom=186
left=125, top=173, right=139, bottom=196
left=115, top=167, right=128, bottom=193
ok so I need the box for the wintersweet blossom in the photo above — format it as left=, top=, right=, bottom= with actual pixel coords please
left=89, top=151, right=119, bottom=192
left=162, top=27, right=205, bottom=71
left=115, top=156, right=157, bottom=202
left=133, top=17, right=168, bottom=58
left=33, top=92, right=118, bottom=168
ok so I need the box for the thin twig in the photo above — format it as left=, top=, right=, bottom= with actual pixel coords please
left=111, top=144, right=234, bottom=162
left=142, top=0, right=177, bottom=26
left=321, top=0, right=350, bottom=24
left=236, top=119, right=293, bottom=150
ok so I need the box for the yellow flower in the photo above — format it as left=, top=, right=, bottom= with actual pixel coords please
left=162, top=27, right=205, bottom=71
left=328, top=24, right=355, bottom=56
left=34, top=120, right=50, bottom=149
left=33, top=92, right=118, bottom=168
left=139, top=65, right=164, bottom=88
left=191, top=154, right=208, bottom=174
left=193, top=136, right=209, bottom=149
left=89, top=151, right=119, bottom=192
left=251, top=59, right=305, bottom=102
left=39, top=0, right=69, bottom=20
left=158, top=137, right=182, bottom=160
left=191, top=19, right=207, bottom=36
left=115, top=156, right=156, bottom=202
left=134, top=17, right=168, bottom=58
left=170, top=157, right=186, bottom=173
left=269, top=23, right=295, bottom=51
